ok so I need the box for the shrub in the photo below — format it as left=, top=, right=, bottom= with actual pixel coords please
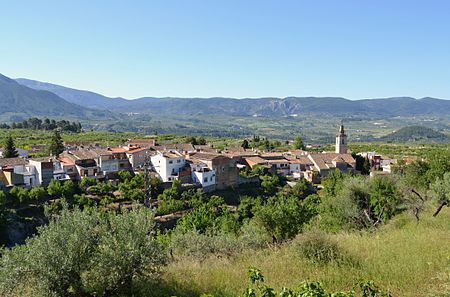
left=293, top=230, right=357, bottom=266
left=156, top=198, right=184, bottom=216
left=0, top=205, right=166, bottom=297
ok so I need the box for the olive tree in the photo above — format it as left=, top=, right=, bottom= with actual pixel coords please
left=0, top=205, right=166, bottom=297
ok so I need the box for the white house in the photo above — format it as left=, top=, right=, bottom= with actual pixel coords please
left=150, top=151, right=186, bottom=182
left=189, top=160, right=216, bottom=191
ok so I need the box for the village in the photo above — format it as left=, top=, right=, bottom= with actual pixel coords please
left=0, top=125, right=394, bottom=193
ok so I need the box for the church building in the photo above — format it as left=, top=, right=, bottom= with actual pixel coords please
left=335, top=124, right=348, bottom=154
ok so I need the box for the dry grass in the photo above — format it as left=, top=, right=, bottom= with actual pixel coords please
left=146, top=207, right=450, bottom=297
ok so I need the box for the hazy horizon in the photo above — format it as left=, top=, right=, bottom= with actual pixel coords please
left=2, top=1, right=450, bottom=99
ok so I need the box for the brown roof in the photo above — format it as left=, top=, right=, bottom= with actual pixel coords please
left=58, top=157, right=75, bottom=166
left=244, top=156, right=268, bottom=167
left=68, top=149, right=112, bottom=160
left=29, top=157, right=55, bottom=163
left=127, top=139, right=156, bottom=148
left=0, top=157, right=28, bottom=167
left=162, top=143, right=195, bottom=152
left=189, top=152, right=224, bottom=161
left=308, top=153, right=355, bottom=170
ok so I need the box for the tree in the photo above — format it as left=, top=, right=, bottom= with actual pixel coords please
left=29, top=187, right=46, bottom=201
left=3, top=135, right=18, bottom=158
left=48, top=129, right=64, bottom=157
left=322, top=169, right=345, bottom=197
left=254, top=195, right=316, bottom=242
left=47, top=179, right=63, bottom=197
left=293, top=136, right=305, bottom=150
left=260, top=174, right=280, bottom=196
left=61, top=180, right=76, bottom=198
left=197, top=137, right=207, bottom=145
left=0, top=205, right=166, bottom=297
left=431, top=172, right=450, bottom=217
left=362, top=157, right=371, bottom=175
left=241, top=139, right=250, bottom=149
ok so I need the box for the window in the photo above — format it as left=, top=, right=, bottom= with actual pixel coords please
left=210, top=177, right=213, bottom=181
left=204, top=177, right=208, bottom=182
left=177, top=159, right=181, bottom=163
left=169, top=160, right=173, bottom=164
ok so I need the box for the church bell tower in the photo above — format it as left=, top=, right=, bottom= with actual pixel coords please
left=335, top=124, right=347, bottom=154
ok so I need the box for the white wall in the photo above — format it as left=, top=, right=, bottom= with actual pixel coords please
left=151, top=153, right=186, bottom=182
left=192, top=170, right=216, bottom=187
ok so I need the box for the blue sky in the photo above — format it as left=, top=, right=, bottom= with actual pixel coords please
left=1, top=1, right=450, bottom=99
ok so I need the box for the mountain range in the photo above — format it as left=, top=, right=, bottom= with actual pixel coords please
left=14, top=77, right=450, bottom=118
left=0, top=74, right=112, bottom=122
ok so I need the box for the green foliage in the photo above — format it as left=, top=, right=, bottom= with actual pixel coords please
left=73, top=194, right=97, bottom=208
left=323, top=169, right=346, bottom=197
left=3, top=135, right=18, bottom=158
left=241, top=139, right=250, bottom=149
left=294, top=230, right=356, bottom=266
left=47, top=179, right=63, bottom=197
left=237, top=196, right=262, bottom=222
left=48, top=129, right=64, bottom=157
left=157, top=199, right=184, bottom=216
left=117, top=170, right=133, bottom=182
left=253, top=194, right=318, bottom=242
left=80, top=177, right=98, bottom=190
left=368, top=176, right=401, bottom=222
left=9, top=186, right=29, bottom=203
left=241, top=268, right=390, bottom=297
left=61, top=180, right=76, bottom=198
left=260, top=174, right=280, bottom=196
left=6, top=117, right=82, bottom=133
left=284, top=179, right=314, bottom=200
left=175, top=195, right=238, bottom=235
left=431, top=172, right=450, bottom=216
left=0, top=205, right=166, bottom=297
left=157, top=180, right=184, bottom=215
left=29, top=186, right=46, bottom=201
left=403, top=160, right=431, bottom=190
left=118, top=174, right=145, bottom=202
left=293, top=136, right=305, bottom=150
left=319, top=175, right=404, bottom=231
left=0, top=190, right=5, bottom=205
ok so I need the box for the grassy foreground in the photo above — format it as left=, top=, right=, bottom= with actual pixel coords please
left=148, top=207, right=450, bottom=297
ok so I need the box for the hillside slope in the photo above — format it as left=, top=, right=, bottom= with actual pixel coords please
left=15, top=78, right=128, bottom=110
left=0, top=74, right=112, bottom=122
left=379, top=126, right=450, bottom=142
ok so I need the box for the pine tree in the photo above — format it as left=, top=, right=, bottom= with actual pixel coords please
left=3, top=135, right=19, bottom=158
left=241, top=139, right=249, bottom=149
left=362, top=157, right=371, bottom=175
left=49, top=129, right=64, bottom=157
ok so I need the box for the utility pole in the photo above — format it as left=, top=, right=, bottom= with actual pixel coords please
left=143, top=151, right=152, bottom=207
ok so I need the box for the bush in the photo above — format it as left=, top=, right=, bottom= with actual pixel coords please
left=168, top=220, right=269, bottom=261
left=156, top=198, right=184, bottom=216
left=0, top=205, right=166, bottom=297
left=293, top=230, right=356, bottom=266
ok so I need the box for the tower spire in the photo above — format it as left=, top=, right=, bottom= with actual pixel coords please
left=335, top=122, right=348, bottom=154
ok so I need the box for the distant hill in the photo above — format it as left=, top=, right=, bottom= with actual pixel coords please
left=379, top=126, right=450, bottom=143
left=0, top=74, right=112, bottom=122
left=15, top=78, right=450, bottom=118
left=15, top=78, right=128, bottom=110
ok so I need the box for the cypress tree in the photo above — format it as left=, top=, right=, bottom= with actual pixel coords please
left=3, top=136, right=19, bottom=158
left=49, top=129, right=65, bottom=157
